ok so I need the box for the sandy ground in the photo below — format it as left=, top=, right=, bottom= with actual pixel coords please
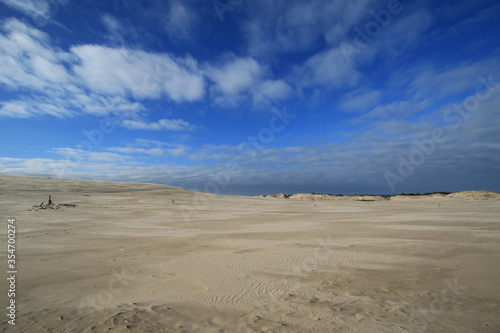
left=0, top=175, right=499, bottom=332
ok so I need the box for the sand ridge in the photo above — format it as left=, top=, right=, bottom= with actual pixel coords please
left=262, top=190, right=500, bottom=202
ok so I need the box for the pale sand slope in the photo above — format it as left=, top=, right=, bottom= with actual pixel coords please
left=0, top=175, right=499, bottom=332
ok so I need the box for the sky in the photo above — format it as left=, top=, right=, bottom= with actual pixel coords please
left=0, top=0, right=499, bottom=196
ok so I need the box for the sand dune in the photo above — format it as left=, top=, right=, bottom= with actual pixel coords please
left=263, top=190, right=500, bottom=202
left=1, top=175, right=499, bottom=332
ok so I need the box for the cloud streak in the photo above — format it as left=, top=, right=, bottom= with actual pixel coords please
left=120, top=119, right=197, bottom=132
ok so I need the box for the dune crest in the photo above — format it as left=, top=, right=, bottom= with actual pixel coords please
left=260, top=190, right=500, bottom=201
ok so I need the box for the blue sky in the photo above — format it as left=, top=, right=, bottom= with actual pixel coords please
left=0, top=0, right=499, bottom=195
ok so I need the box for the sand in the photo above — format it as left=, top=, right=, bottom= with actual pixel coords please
left=0, top=175, right=499, bottom=332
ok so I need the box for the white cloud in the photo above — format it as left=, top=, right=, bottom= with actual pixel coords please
left=0, top=18, right=71, bottom=92
left=0, top=101, right=36, bottom=118
left=107, top=140, right=190, bottom=158
left=364, top=9, right=432, bottom=63
left=294, top=47, right=361, bottom=88
left=0, top=92, right=146, bottom=119
left=252, top=79, right=294, bottom=108
left=208, top=57, right=263, bottom=96
left=0, top=18, right=290, bottom=118
left=68, top=93, right=145, bottom=117
left=71, top=45, right=205, bottom=102
left=0, top=155, right=209, bottom=187
left=51, top=148, right=138, bottom=165
left=108, top=147, right=164, bottom=156
left=340, top=89, right=381, bottom=112
left=245, top=1, right=321, bottom=55
left=242, top=0, right=372, bottom=56
left=101, top=14, right=125, bottom=45
left=120, top=119, right=196, bottom=131
left=207, top=56, right=293, bottom=108
left=407, top=57, right=500, bottom=100
left=31, top=54, right=69, bottom=83
left=0, top=0, right=51, bottom=20
left=0, top=100, right=72, bottom=118
left=133, top=139, right=170, bottom=147
left=357, top=100, right=433, bottom=127
left=0, top=19, right=205, bottom=119
left=164, top=2, right=196, bottom=41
